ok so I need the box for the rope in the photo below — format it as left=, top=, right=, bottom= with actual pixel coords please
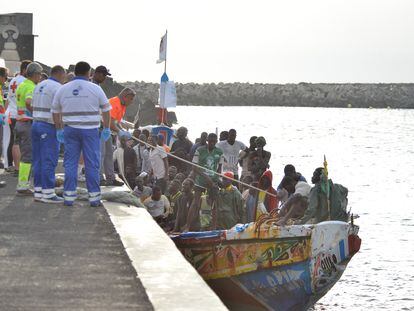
left=130, top=136, right=278, bottom=198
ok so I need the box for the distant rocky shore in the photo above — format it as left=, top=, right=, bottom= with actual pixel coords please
left=121, top=81, right=414, bottom=110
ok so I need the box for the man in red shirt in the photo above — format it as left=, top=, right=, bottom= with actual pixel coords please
left=100, top=87, right=136, bottom=186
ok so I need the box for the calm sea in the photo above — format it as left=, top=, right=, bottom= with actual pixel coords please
left=175, top=106, right=414, bottom=311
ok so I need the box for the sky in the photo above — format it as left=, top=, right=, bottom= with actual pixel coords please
left=3, top=0, right=414, bottom=83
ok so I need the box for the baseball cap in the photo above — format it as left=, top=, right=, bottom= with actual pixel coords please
left=95, top=65, right=111, bottom=76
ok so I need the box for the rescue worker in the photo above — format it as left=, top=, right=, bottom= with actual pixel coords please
left=100, top=87, right=135, bottom=186
left=52, top=61, right=112, bottom=207
left=15, top=62, right=43, bottom=195
left=92, top=65, right=111, bottom=85
left=78, top=65, right=110, bottom=183
left=31, top=65, right=66, bottom=203
left=6, top=60, right=32, bottom=173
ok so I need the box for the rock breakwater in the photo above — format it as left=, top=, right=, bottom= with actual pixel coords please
left=121, top=81, right=414, bottom=109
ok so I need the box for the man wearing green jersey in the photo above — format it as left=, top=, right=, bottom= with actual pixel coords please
left=185, top=133, right=224, bottom=231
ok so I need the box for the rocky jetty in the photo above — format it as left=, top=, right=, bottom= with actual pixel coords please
left=120, top=81, right=414, bottom=109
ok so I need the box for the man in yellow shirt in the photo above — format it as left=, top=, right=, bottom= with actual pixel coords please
left=15, top=62, right=43, bottom=195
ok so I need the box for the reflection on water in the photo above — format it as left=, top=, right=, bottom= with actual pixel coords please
left=175, top=106, right=414, bottom=310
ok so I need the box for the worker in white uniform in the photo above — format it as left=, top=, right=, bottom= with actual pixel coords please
left=52, top=61, right=112, bottom=207
left=31, top=65, right=66, bottom=203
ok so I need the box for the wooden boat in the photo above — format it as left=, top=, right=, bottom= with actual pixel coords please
left=172, top=220, right=361, bottom=310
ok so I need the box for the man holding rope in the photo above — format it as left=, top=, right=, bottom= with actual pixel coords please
left=100, top=87, right=135, bottom=186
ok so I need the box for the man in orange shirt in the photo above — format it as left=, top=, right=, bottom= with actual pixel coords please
left=100, top=87, right=136, bottom=186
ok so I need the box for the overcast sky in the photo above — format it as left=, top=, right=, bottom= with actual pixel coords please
left=4, top=0, right=414, bottom=83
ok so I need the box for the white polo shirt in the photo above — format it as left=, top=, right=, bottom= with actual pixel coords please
left=7, top=74, right=26, bottom=118
left=51, top=77, right=111, bottom=129
left=32, top=78, right=62, bottom=124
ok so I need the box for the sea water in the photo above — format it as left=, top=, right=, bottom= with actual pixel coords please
left=175, top=106, right=414, bottom=311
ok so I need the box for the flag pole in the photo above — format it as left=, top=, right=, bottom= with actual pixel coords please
left=323, top=155, right=331, bottom=220
left=162, top=30, right=167, bottom=124
left=164, top=30, right=167, bottom=74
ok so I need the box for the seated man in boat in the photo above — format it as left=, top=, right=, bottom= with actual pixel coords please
left=132, top=173, right=152, bottom=203
left=184, top=133, right=224, bottom=231
left=257, top=170, right=278, bottom=215
left=277, top=164, right=308, bottom=203
left=216, top=172, right=246, bottom=230
left=143, top=185, right=172, bottom=227
left=274, top=175, right=312, bottom=225
left=299, top=167, right=349, bottom=224
left=167, top=179, right=182, bottom=221
left=173, top=178, right=195, bottom=232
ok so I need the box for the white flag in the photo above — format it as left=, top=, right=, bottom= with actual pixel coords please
left=157, top=32, right=167, bottom=64
left=159, top=81, right=177, bottom=108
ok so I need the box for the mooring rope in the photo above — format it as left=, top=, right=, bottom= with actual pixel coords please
left=130, top=136, right=278, bottom=198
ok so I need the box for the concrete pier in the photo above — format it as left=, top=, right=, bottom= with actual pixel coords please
left=0, top=173, right=227, bottom=310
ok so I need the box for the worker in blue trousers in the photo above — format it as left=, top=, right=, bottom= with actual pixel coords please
left=31, top=65, right=66, bottom=203
left=52, top=61, right=112, bottom=207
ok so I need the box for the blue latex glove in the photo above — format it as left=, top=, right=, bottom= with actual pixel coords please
left=118, top=130, right=132, bottom=139
left=101, top=127, right=111, bottom=142
left=56, top=129, right=64, bottom=144
left=0, top=114, right=5, bottom=126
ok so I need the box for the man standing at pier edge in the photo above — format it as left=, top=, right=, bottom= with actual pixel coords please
left=100, top=87, right=136, bottom=186
left=31, top=65, right=66, bottom=203
left=15, top=62, right=43, bottom=195
left=52, top=61, right=112, bottom=207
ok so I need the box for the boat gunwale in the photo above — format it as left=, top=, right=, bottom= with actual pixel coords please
left=173, top=235, right=311, bottom=248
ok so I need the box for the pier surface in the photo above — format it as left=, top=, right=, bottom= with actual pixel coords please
left=0, top=173, right=153, bottom=310
left=0, top=172, right=227, bottom=310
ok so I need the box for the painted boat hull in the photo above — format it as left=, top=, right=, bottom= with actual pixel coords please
left=172, top=221, right=361, bottom=311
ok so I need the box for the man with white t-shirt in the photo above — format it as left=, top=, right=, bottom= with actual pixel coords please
left=52, top=61, right=112, bottom=207
left=5, top=60, right=32, bottom=172
left=216, top=129, right=248, bottom=181
left=148, top=134, right=169, bottom=194
left=31, top=65, right=66, bottom=203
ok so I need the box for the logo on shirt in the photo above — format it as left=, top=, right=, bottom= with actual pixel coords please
left=39, top=86, right=44, bottom=93
left=72, top=89, right=79, bottom=96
